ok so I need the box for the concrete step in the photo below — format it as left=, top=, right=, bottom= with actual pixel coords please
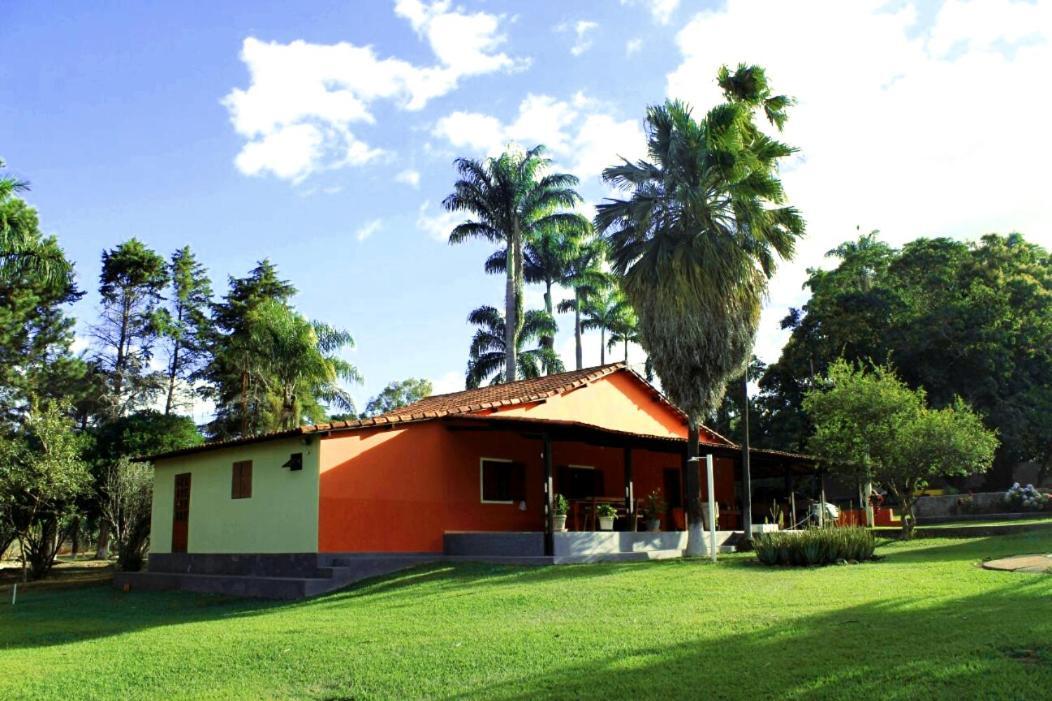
left=554, top=549, right=683, bottom=564
left=115, top=571, right=327, bottom=600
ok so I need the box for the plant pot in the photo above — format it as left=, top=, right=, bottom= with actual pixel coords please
left=646, top=518, right=661, bottom=532
left=598, top=516, right=615, bottom=531
left=553, top=515, right=567, bottom=532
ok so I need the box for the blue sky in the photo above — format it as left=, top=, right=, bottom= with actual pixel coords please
left=2, top=0, right=1049, bottom=418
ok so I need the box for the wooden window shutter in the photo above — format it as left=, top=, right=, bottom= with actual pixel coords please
left=232, top=460, right=253, bottom=499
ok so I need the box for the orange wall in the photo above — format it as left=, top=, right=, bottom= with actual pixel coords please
left=317, top=422, right=739, bottom=553
left=483, top=372, right=726, bottom=444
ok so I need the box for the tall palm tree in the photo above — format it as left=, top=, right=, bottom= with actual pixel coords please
left=558, top=238, right=611, bottom=369
left=581, top=286, right=632, bottom=366
left=445, top=146, right=587, bottom=382
left=606, top=300, right=640, bottom=362
left=485, top=223, right=586, bottom=360
left=465, top=305, right=562, bottom=388
left=596, top=64, right=804, bottom=555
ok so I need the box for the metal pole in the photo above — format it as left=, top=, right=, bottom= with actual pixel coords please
left=543, top=434, right=554, bottom=557
left=706, top=454, right=717, bottom=562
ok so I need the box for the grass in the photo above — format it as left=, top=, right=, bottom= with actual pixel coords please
left=1, top=532, right=1050, bottom=700
left=922, top=516, right=1052, bottom=529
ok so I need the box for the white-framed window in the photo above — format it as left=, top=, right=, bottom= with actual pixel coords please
left=480, top=457, right=524, bottom=504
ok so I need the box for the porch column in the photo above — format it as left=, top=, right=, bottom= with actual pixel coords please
left=543, top=433, right=554, bottom=557
left=623, top=447, right=634, bottom=528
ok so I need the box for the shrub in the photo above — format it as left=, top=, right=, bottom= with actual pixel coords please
left=1003, top=483, right=1049, bottom=512
left=553, top=494, right=568, bottom=517
left=754, top=527, right=876, bottom=567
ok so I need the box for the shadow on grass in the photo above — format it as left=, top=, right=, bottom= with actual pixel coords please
left=446, top=579, right=1052, bottom=700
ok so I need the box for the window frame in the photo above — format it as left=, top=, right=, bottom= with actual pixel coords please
left=479, top=457, right=515, bottom=504
left=231, top=460, right=253, bottom=499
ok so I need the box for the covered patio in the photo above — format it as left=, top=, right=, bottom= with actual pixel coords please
left=440, top=414, right=817, bottom=561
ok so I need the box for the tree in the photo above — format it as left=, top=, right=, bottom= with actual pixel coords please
left=99, top=457, right=153, bottom=571
left=581, top=286, right=632, bottom=366
left=804, top=360, right=998, bottom=538
left=239, top=299, right=362, bottom=430
left=157, top=247, right=212, bottom=415
left=758, top=231, right=1051, bottom=485
left=557, top=238, right=611, bottom=369
left=0, top=401, right=91, bottom=580
left=465, top=305, right=562, bottom=388
left=606, top=301, right=640, bottom=363
left=596, top=64, right=804, bottom=555
left=362, top=378, right=433, bottom=417
left=92, top=238, right=169, bottom=417
left=0, top=162, right=71, bottom=286
left=92, top=410, right=203, bottom=460
left=205, top=260, right=297, bottom=438
left=445, top=146, right=588, bottom=382
left=485, top=223, right=586, bottom=359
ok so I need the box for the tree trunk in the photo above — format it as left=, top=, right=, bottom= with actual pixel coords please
left=684, top=419, right=705, bottom=557
left=165, top=340, right=180, bottom=415
left=600, top=329, right=605, bottom=365
left=542, top=281, right=554, bottom=362
left=504, top=240, right=518, bottom=382
left=624, top=338, right=629, bottom=362
left=95, top=521, right=110, bottom=559
left=574, top=291, right=583, bottom=370
left=740, top=376, right=753, bottom=543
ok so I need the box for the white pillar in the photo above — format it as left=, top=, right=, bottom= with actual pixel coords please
left=706, top=454, right=717, bottom=562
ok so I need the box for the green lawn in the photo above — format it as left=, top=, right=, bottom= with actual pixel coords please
left=2, top=533, right=1051, bottom=700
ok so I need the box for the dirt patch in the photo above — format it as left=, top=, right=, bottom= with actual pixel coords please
left=0, top=559, right=114, bottom=591
left=982, top=554, right=1052, bottom=574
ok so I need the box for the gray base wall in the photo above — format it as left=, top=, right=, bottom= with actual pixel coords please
left=148, top=552, right=321, bottom=577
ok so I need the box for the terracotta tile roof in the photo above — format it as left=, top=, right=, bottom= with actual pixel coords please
left=307, top=363, right=638, bottom=432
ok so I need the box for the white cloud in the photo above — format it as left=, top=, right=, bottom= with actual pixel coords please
left=355, top=218, right=383, bottom=242
left=666, top=0, right=1052, bottom=364
left=417, top=200, right=462, bottom=241
left=622, top=0, right=679, bottom=25
left=626, top=37, right=643, bottom=55
left=431, top=93, right=646, bottom=181
left=557, top=19, right=598, bottom=56
left=224, top=1, right=523, bottom=182
left=395, top=168, right=421, bottom=188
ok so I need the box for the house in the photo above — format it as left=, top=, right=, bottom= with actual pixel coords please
left=116, top=363, right=815, bottom=599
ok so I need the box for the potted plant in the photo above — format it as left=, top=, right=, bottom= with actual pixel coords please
left=596, top=503, right=618, bottom=531
left=553, top=494, right=568, bottom=532
left=642, top=489, right=666, bottom=532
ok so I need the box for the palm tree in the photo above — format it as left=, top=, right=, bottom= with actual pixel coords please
left=0, top=166, right=70, bottom=286
left=558, top=238, right=611, bottom=369
left=241, top=299, right=362, bottom=431
left=595, top=64, right=804, bottom=555
left=445, top=146, right=587, bottom=382
left=465, top=305, right=562, bottom=388
left=485, top=222, right=587, bottom=360
left=581, top=286, right=632, bottom=366
left=606, top=300, right=640, bottom=362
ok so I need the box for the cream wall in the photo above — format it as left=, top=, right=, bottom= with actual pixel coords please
left=150, top=437, right=320, bottom=554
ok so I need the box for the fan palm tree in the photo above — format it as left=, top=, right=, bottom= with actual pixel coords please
left=558, top=238, right=612, bottom=369
left=581, top=286, right=633, bottom=366
left=241, top=299, right=362, bottom=431
left=465, top=305, right=562, bottom=388
left=445, top=146, right=587, bottom=382
left=595, top=64, right=805, bottom=555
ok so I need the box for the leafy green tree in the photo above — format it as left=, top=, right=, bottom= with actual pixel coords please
left=445, top=146, right=588, bottom=382
left=157, top=247, right=212, bottom=415
left=92, top=238, right=169, bottom=416
left=557, top=238, right=611, bottom=369
left=92, top=409, right=203, bottom=460
left=466, top=305, right=562, bottom=388
left=804, top=360, right=998, bottom=538
left=596, top=65, right=804, bottom=555
left=240, top=299, right=361, bottom=430
left=362, top=378, right=433, bottom=417
left=205, top=260, right=297, bottom=438
left=581, top=286, right=632, bottom=366
left=0, top=401, right=91, bottom=580
left=606, top=300, right=640, bottom=363
left=0, top=162, right=71, bottom=286
left=759, top=231, right=1051, bottom=486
